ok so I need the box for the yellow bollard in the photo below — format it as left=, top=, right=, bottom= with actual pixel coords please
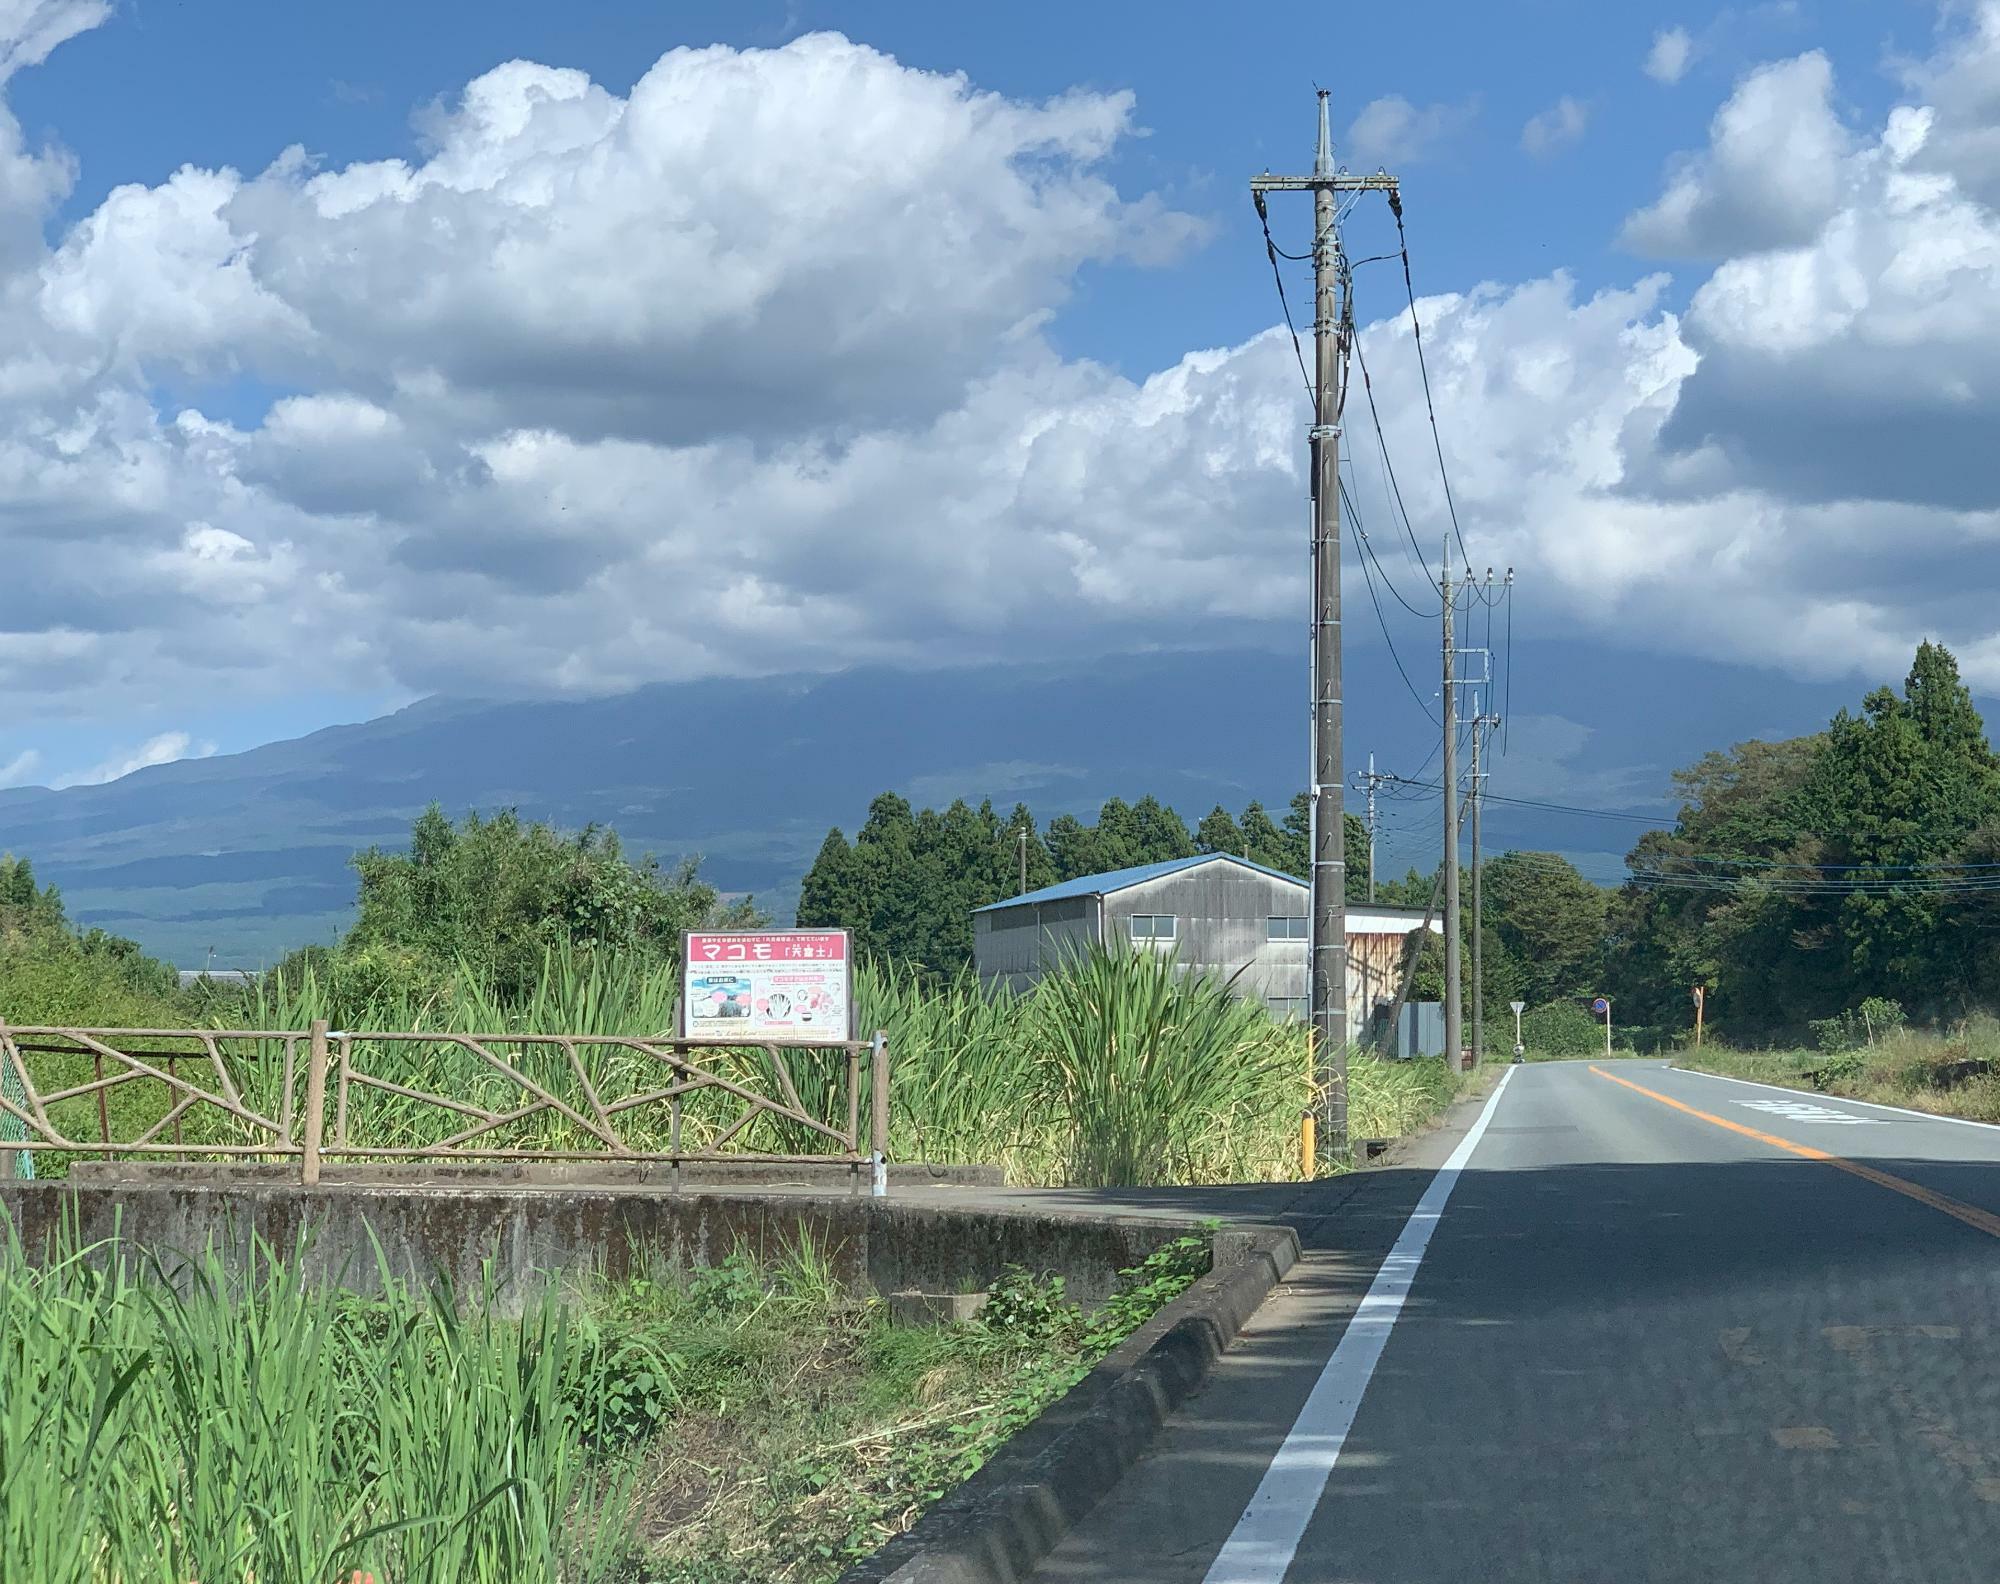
left=1300, top=1113, right=1316, bottom=1180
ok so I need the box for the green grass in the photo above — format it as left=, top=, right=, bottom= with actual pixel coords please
left=1346, top=1052, right=1474, bottom=1141
left=0, top=1225, right=1210, bottom=1584
left=7, top=944, right=1511, bottom=1185
left=1676, top=1017, right=2000, bottom=1122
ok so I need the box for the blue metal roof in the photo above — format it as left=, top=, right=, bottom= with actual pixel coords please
left=974, top=852, right=1305, bottom=912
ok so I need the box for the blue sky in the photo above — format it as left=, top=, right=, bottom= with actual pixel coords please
left=10, top=0, right=1898, bottom=379
left=2, top=0, right=1998, bottom=872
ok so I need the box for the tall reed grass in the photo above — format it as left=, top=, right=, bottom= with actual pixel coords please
left=26, top=943, right=1472, bottom=1186
left=0, top=1229, right=633, bottom=1583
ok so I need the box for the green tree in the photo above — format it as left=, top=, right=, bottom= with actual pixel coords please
left=1239, top=802, right=1289, bottom=873
left=798, top=797, right=1062, bottom=972
left=1196, top=806, right=1245, bottom=856
left=0, top=851, right=183, bottom=1024
left=1002, top=803, right=1058, bottom=896
left=1481, top=852, right=1607, bottom=1008
left=1807, top=643, right=2000, bottom=1011
left=1607, top=734, right=1826, bottom=1036
left=1129, top=796, right=1196, bottom=864
left=1275, top=795, right=1311, bottom=877
left=1344, top=811, right=1369, bottom=904
left=346, top=806, right=757, bottom=1003
left=1045, top=813, right=1098, bottom=881
left=0, top=855, right=64, bottom=929
left=796, top=829, right=869, bottom=932
left=1608, top=641, right=2000, bottom=1036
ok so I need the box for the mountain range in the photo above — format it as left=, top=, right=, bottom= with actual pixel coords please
left=0, top=640, right=1903, bottom=968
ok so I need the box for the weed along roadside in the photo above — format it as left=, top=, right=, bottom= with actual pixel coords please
left=3, top=945, right=1477, bottom=1188
left=1673, top=1015, right=2000, bottom=1124
left=0, top=1220, right=1218, bottom=1583
left=2, top=883, right=1499, bottom=1581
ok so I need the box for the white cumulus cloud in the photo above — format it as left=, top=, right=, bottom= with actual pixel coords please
left=1645, top=26, right=1696, bottom=85
left=0, top=747, right=40, bottom=787
left=1521, top=96, right=1589, bottom=157
left=1621, top=52, right=1852, bottom=257
left=1, top=7, right=1999, bottom=740
left=1344, top=94, right=1478, bottom=168
left=53, top=731, right=216, bottom=789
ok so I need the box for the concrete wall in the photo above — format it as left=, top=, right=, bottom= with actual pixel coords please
left=0, top=1181, right=1202, bottom=1314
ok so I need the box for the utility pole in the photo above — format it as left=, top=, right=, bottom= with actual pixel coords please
left=1017, top=825, right=1028, bottom=896
left=1365, top=751, right=1378, bottom=904
left=1253, top=93, right=1398, bottom=1162
left=1464, top=570, right=1504, bottom=1064
left=1442, top=544, right=1462, bottom=1072
left=1469, top=690, right=1483, bottom=1067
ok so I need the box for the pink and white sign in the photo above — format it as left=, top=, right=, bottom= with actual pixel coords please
left=681, top=929, right=854, bottom=1043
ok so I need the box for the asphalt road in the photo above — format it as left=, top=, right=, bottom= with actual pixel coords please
left=1030, top=1059, right=2000, bottom=1584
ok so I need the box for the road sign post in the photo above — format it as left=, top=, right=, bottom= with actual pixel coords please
left=1510, top=1000, right=1526, bottom=1063
left=1591, top=996, right=1612, bottom=1056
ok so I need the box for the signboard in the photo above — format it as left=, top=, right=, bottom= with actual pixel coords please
left=1590, top=997, right=1610, bottom=1015
left=681, top=929, right=855, bottom=1044
left=1508, top=1001, right=1526, bottom=1015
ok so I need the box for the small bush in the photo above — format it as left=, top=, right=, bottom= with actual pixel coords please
left=1521, top=1001, right=1603, bottom=1056
left=1812, top=996, right=1909, bottom=1053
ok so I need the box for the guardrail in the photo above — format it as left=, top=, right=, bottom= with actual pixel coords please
left=0, top=1020, right=890, bottom=1192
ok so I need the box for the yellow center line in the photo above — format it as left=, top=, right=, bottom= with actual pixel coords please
left=1589, top=1064, right=2000, bottom=1241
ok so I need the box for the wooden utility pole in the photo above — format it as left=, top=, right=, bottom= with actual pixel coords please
left=1253, top=94, right=1398, bottom=1161
left=1365, top=750, right=1379, bottom=904
left=1469, top=692, right=1483, bottom=1067
left=1694, top=985, right=1706, bottom=1048
left=1442, top=546, right=1462, bottom=1072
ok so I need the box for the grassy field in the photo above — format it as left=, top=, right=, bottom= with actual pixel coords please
left=0, top=1227, right=1209, bottom=1584
left=1675, top=1017, right=2000, bottom=1122
left=6, top=947, right=1484, bottom=1185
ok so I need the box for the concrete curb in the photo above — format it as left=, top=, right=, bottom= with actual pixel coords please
left=838, top=1222, right=1300, bottom=1584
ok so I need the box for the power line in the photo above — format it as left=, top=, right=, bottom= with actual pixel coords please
left=1351, top=520, right=1440, bottom=726
left=1342, top=476, right=1436, bottom=620
left=1375, top=772, right=1674, bottom=826
left=1630, top=870, right=2000, bottom=897
left=1349, top=325, right=1432, bottom=581
left=1650, top=854, right=2000, bottom=873
left=1255, top=199, right=1315, bottom=409
left=1388, top=192, right=1471, bottom=572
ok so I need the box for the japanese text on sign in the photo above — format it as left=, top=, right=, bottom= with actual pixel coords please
left=681, top=929, right=854, bottom=1044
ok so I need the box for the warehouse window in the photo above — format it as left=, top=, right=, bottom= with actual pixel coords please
left=1267, top=916, right=1308, bottom=941
left=1128, top=915, right=1177, bottom=941
left=1267, top=997, right=1308, bottom=1020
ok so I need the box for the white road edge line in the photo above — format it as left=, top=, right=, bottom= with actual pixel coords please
left=1666, top=1063, right=2000, bottom=1133
left=1200, top=1066, right=1516, bottom=1584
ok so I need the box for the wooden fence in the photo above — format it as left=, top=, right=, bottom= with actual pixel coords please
left=0, top=1020, right=889, bottom=1190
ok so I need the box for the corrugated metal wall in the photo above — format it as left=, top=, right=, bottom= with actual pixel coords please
left=972, top=895, right=1097, bottom=993
left=1102, top=867, right=1307, bottom=1003
left=973, top=866, right=1429, bottom=1046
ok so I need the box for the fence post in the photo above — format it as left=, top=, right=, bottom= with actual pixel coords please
left=0, top=1023, right=27, bottom=1182
left=302, top=1018, right=329, bottom=1186
left=869, top=1029, right=889, bottom=1198
left=846, top=1044, right=861, bottom=1155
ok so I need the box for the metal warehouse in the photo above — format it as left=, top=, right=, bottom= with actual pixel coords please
left=971, top=853, right=1441, bottom=1044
